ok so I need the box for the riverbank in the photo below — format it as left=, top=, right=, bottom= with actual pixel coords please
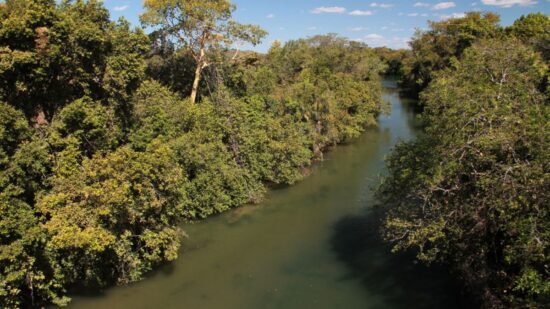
left=64, top=78, right=471, bottom=309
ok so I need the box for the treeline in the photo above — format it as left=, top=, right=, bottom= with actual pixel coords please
left=376, top=12, right=549, bottom=99
left=377, top=12, right=549, bottom=308
left=0, top=0, right=385, bottom=307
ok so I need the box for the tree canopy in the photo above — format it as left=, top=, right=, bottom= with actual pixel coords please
left=507, top=13, right=550, bottom=60
left=379, top=31, right=549, bottom=309
left=399, top=12, right=502, bottom=97
left=0, top=0, right=149, bottom=123
left=140, top=0, right=267, bottom=103
left=1, top=1, right=547, bottom=307
left=0, top=1, right=384, bottom=307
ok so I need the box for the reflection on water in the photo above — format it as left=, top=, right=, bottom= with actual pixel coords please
left=65, top=78, right=471, bottom=309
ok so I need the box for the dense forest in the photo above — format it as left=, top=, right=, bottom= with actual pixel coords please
left=0, top=0, right=385, bottom=307
left=0, top=1, right=548, bottom=308
left=377, top=12, right=549, bottom=308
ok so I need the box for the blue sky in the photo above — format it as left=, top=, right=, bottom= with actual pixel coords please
left=106, top=0, right=549, bottom=51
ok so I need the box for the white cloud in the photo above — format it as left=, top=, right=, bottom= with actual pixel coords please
left=433, top=2, right=456, bottom=9
left=349, top=27, right=370, bottom=31
left=349, top=10, right=374, bottom=16
left=439, top=12, right=467, bottom=19
left=266, top=13, right=275, bottom=18
left=311, top=6, right=346, bottom=14
left=370, top=2, right=394, bottom=8
left=414, top=2, right=431, bottom=7
left=307, top=26, right=318, bottom=30
left=113, top=5, right=129, bottom=11
left=365, top=33, right=384, bottom=40
left=481, top=0, right=537, bottom=7
left=364, top=34, right=410, bottom=49
left=407, top=13, right=419, bottom=16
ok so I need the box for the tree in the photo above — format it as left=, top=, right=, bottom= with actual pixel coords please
left=0, top=102, right=51, bottom=206
left=0, top=103, right=62, bottom=308
left=0, top=0, right=148, bottom=122
left=0, top=197, right=68, bottom=308
left=47, top=97, right=120, bottom=158
left=128, top=81, right=266, bottom=218
left=0, top=102, right=31, bottom=167
left=37, top=141, right=189, bottom=286
left=238, top=35, right=385, bottom=158
left=400, top=12, right=501, bottom=97
left=508, top=13, right=550, bottom=60
left=373, top=47, right=410, bottom=75
left=378, top=38, right=549, bottom=308
left=140, top=0, right=267, bottom=103
left=1, top=2, right=387, bottom=306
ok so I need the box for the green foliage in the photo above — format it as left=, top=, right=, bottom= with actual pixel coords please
left=379, top=38, right=549, bottom=308
left=0, top=0, right=148, bottom=122
left=0, top=105, right=61, bottom=308
left=145, top=48, right=198, bottom=99
left=48, top=97, right=120, bottom=158
left=140, top=0, right=266, bottom=53
left=373, top=47, right=410, bottom=76
left=38, top=141, right=188, bottom=286
left=128, top=81, right=311, bottom=219
left=224, top=96, right=312, bottom=185
left=131, top=34, right=385, bottom=218
left=171, top=131, right=264, bottom=218
left=0, top=197, right=69, bottom=308
left=0, top=138, right=51, bottom=205
left=0, top=1, right=384, bottom=307
left=0, top=102, right=31, bottom=166
left=129, top=80, right=193, bottom=147
left=0, top=102, right=51, bottom=205
left=140, top=0, right=267, bottom=103
left=399, top=12, right=502, bottom=97
left=396, top=12, right=549, bottom=100
left=129, top=82, right=264, bottom=218
left=239, top=35, right=385, bottom=157
left=507, top=13, right=550, bottom=60
left=102, top=19, right=150, bottom=126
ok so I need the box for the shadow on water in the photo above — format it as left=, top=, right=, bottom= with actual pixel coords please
left=330, top=208, right=476, bottom=309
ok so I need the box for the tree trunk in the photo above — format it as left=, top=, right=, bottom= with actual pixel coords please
left=190, top=47, right=206, bottom=104
left=33, top=110, right=48, bottom=128
left=190, top=62, right=202, bottom=104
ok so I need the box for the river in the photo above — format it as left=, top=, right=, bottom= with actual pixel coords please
left=66, top=78, right=470, bottom=309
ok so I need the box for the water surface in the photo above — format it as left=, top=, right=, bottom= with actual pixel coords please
left=67, top=78, right=469, bottom=309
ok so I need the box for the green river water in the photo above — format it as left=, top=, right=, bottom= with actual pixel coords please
left=66, top=78, right=471, bottom=309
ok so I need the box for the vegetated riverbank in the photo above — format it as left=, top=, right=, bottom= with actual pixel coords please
left=377, top=13, right=549, bottom=308
left=63, top=77, right=474, bottom=309
left=0, top=1, right=387, bottom=307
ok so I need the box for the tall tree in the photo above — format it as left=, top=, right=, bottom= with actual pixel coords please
left=140, top=0, right=267, bottom=103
